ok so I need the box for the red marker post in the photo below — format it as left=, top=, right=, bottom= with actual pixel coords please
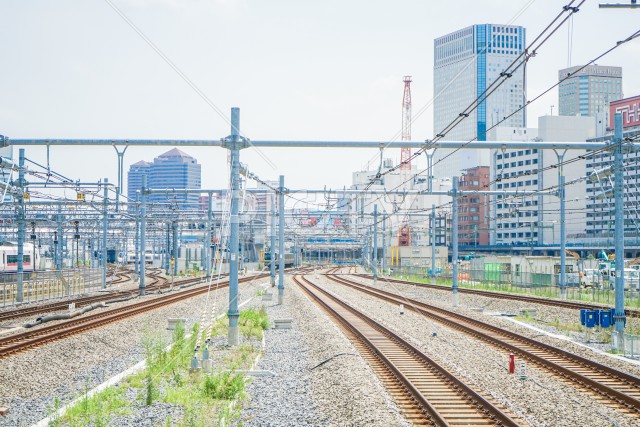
left=509, top=353, right=515, bottom=374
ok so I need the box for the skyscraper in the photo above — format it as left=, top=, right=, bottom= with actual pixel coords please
left=127, top=148, right=201, bottom=210
left=433, top=24, right=526, bottom=178
left=558, top=65, right=622, bottom=119
left=127, top=160, right=151, bottom=206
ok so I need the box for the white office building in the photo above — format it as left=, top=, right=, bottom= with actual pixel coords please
left=489, top=116, right=596, bottom=247
left=433, top=24, right=526, bottom=178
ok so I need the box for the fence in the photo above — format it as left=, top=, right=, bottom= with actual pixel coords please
left=0, top=268, right=104, bottom=307
left=380, top=265, right=640, bottom=308
left=612, top=332, right=640, bottom=359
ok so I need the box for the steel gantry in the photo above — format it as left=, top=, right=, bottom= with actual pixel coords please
left=2, top=108, right=634, bottom=348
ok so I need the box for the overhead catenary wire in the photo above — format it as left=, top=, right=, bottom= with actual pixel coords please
left=358, top=25, right=640, bottom=216
left=365, top=0, right=585, bottom=192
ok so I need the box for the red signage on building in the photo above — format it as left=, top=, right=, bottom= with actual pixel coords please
left=610, top=95, right=640, bottom=129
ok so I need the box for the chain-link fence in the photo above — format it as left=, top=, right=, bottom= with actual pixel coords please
left=0, top=268, right=103, bottom=307
left=612, top=331, right=640, bottom=359
left=379, top=265, right=640, bottom=308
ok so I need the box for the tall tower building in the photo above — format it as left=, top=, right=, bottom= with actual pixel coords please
left=433, top=24, right=526, bottom=178
left=127, top=148, right=201, bottom=210
left=149, top=148, right=201, bottom=209
left=558, top=65, right=622, bottom=119
left=127, top=161, right=151, bottom=205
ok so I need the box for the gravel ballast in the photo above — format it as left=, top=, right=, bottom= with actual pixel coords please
left=0, top=276, right=267, bottom=427
left=349, top=274, right=640, bottom=377
left=317, top=273, right=639, bottom=427
left=240, top=280, right=411, bottom=427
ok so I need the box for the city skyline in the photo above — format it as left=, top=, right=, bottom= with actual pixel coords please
left=1, top=1, right=639, bottom=196
left=128, top=148, right=202, bottom=209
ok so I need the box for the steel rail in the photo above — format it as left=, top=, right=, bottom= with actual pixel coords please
left=328, top=274, right=640, bottom=412
left=355, top=274, right=640, bottom=319
left=295, top=274, right=520, bottom=427
left=0, top=273, right=270, bottom=359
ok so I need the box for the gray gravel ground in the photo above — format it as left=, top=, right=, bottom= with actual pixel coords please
left=0, top=275, right=267, bottom=427
left=239, top=279, right=411, bottom=427
left=319, top=273, right=639, bottom=427
left=350, top=274, right=640, bottom=377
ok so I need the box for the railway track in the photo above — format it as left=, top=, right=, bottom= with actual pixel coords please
left=0, top=272, right=271, bottom=359
left=0, top=268, right=172, bottom=323
left=355, top=273, right=640, bottom=319
left=294, top=274, right=521, bottom=426
left=327, top=274, right=640, bottom=414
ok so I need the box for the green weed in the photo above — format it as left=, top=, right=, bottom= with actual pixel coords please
left=202, top=371, right=247, bottom=400
left=239, top=307, right=269, bottom=339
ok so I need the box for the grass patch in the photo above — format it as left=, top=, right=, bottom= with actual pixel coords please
left=203, top=371, right=247, bottom=400
left=56, top=383, right=130, bottom=426
left=239, top=306, right=269, bottom=340
left=54, top=310, right=263, bottom=426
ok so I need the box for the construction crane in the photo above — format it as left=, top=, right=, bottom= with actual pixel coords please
left=401, top=76, right=412, bottom=170
left=398, top=76, right=412, bottom=247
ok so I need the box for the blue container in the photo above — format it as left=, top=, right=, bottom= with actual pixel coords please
left=599, top=310, right=612, bottom=328
left=580, top=309, right=587, bottom=326
left=585, top=310, right=597, bottom=328
left=593, top=309, right=600, bottom=326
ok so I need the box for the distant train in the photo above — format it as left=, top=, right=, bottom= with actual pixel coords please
left=0, top=242, right=40, bottom=272
left=263, top=252, right=295, bottom=269
left=126, top=251, right=155, bottom=264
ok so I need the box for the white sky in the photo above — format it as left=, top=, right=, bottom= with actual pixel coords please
left=1, top=0, right=639, bottom=194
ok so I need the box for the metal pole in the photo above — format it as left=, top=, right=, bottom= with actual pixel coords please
left=373, top=204, right=378, bottom=283
left=16, top=149, right=25, bottom=303
left=556, top=149, right=567, bottom=300
left=206, top=192, right=213, bottom=277
left=559, top=174, right=567, bottom=299
left=452, top=177, right=459, bottom=307
left=57, top=206, right=63, bottom=270
left=613, top=112, right=626, bottom=349
left=381, top=215, right=386, bottom=273
left=227, top=107, right=241, bottom=346
left=102, top=178, right=108, bottom=288
left=432, top=203, right=436, bottom=285
left=278, top=175, right=286, bottom=305
left=165, top=223, right=170, bottom=275
left=134, top=196, right=140, bottom=279
left=139, top=175, right=147, bottom=296
left=172, top=221, right=178, bottom=276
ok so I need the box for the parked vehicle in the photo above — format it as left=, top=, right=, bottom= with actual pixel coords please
left=0, top=242, right=40, bottom=272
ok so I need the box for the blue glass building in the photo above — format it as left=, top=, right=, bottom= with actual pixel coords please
left=433, top=24, right=526, bottom=177
left=127, top=148, right=201, bottom=210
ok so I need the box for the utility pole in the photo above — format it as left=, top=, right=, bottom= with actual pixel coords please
left=223, top=107, right=248, bottom=346
left=139, top=174, right=147, bottom=296
left=270, top=192, right=276, bottom=286
left=278, top=175, right=286, bottom=305
left=373, top=204, right=378, bottom=283
left=102, top=178, right=108, bottom=288
left=431, top=204, right=437, bottom=285
left=381, top=215, right=386, bottom=273
left=206, top=192, right=213, bottom=277
left=57, top=206, right=63, bottom=270
left=16, top=149, right=25, bottom=303
left=613, top=112, right=626, bottom=350
left=172, top=221, right=178, bottom=276
left=134, top=195, right=140, bottom=280
left=452, top=177, right=459, bottom=307
left=559, top=174, right=567, bottom=299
